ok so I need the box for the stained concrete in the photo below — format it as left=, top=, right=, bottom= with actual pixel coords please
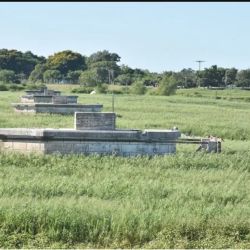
left=74, top=112, right=116, bottom=130
left=12, top=103, right=103, bottom=114
left=0, top=128, right=181, bottom=156
left=21, top=95, right=78, bottom=104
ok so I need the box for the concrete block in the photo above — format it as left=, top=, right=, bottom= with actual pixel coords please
left=75, top=112, right=116, bottom=130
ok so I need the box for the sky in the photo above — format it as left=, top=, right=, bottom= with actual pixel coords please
left=0, top=2, right=250, bottom=73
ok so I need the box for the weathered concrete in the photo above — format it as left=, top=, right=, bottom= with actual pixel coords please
left=12, top=103, right=103, bottom=114
left=75, top=112, right=116, bottom=130
left=21, top=95, right=78, bottom=104
left=200, top=138, right=222, bottom=153
left=0, top=128, right=181, bottom=156
left=25, top=88, right=61, bottom=96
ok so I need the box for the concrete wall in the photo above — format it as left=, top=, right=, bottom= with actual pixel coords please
left=74, top=112, right=116, bottom=130
left=65, top=96, right=78, bottom=104
left=12, top=104, right=103, bottom=114
left=0, top=141, right=45, bottom=154
left=44, top=141, right=176, bottom=156
left=35, top=104, right=103, bottom=114
left=25, top=90, right=61, bottom=96
left=21, top=95, right=78, bottom=104
left=52, top=96, right=68, bottom=104
left=0, top=128, right=180, bottom=156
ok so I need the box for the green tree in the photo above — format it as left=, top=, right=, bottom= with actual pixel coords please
left=79, top=69, right=100, bottom=86
left=87, top=50, right=121, bottom=84
left=65, top=70, right=82, bottom=84
left=28, top=64, right=47, bottom=83
left=115, top=74, right=133, bottom=86
left=0, top=70, right=17, bottom=83
left=236, top=69, right=250, bottom=87
left=0, top=49, right=45, bottom=78
left=198, top=65, right=226, bottom=87
left=87, top=50, right=120, bottom=64
left=43, top=70, right=62, bottom=83
left=224, top=68, right=237, bottom=86
left=174, top=68, right=197, bottom=88
left=46, top=50, right=86, bottom=75
left=158, top=75, right=177, bottom=96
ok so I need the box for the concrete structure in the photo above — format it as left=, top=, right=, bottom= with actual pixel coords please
left=200, top=138, right=222, bottom=153
left=21, top=95, right=78, bottom=104
left=25, top=87, right=61, bottom=96
left=74, top=112, right=116, bottom=130
left=13, top=87, right=103, bottom=114
left=12, top=103, right=103, bottom=114
left=0, top=112, right=181, bottom=156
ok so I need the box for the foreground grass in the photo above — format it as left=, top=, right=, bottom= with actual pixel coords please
left=0, top=86, right=250, bottom=248
left=0, top=152, right=250, bottom=248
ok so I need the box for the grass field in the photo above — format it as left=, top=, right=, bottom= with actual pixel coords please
left=0, top=86, right=249, bottom=248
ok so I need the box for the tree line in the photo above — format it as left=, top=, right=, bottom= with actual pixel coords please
left=0, top=48, right=249, bottom=92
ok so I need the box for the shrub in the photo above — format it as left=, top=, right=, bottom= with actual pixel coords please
left=96, top=83, right=108, bottom=94
left=25, top=83, right=47, bottom=90
left=8, top=84, right=25, bottom=91
left=0, top=84, right=8, bottom=91
left=158, top=75, right=177, bottom=96
left=71, top=86, right=94, bottom=94
left=130, top=80, right=146, bottom=95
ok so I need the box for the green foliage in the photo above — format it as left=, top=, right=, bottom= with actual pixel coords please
left=8, top=84, right=25, bottom=91
left=65, top=70, right=81, bottom=84
left=115, top=74, right=133, bottom=86
left=71, top=86, right=95, bottom=94
left=87, top=51, right=121, bottom=84
left=43, top=70, right=62, bottom=83
left=46, top=50, right=86, bottom=75
left=0, top=152, right=249, bottom=248
left=0, top=70, right=17, bottom=83
left=0, top=88, right=250, bottom=247
left=96, top=83, right=108, bottom=94
left=24, top=82, right=47, bottom=90
left=79, top=69, right=99, bottom=86
left=158, top=75, right=177, bottom=96
left=224, top=68, right=238, bottom=86
left=87, top=50, right=120, bottom=65
left=174, top=68, right=197, bottom=88
left=28, top=64, right=47, bottom=83
left=130, top=80, right=146, bottom=95
left=0, top=49, right=45, bottom=78
left=198, top=65, right=226, bottom=87
left=236, top=69, right=250, bottom=87
left=0, top=84, right=8, bottom=91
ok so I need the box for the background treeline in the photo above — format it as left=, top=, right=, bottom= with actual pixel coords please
left=0, top=49, right=249, bottom=95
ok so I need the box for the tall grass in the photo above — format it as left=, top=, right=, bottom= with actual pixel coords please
left=0, top=88, right=250, bottom=139
left=0, top=87, right=250, bottom=248
left=0, top=152, right=250, bottom=248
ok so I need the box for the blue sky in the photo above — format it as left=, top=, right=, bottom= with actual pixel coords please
left=0, top=2, right=250, bottom=73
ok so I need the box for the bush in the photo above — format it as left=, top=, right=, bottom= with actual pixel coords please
left=96, top=84, right=108, bottom=94
left=107, top=89, right=124, bottom=95
left=8, top=84, right=25, bottom=91
left=130, top=80, right=146, bottom=95
left=71, top=86, right=94, bottom=94
left=0, top=84, right=8, bottom=91
left=25, top=83, right=47, bottom=90
left=158, top=75, right=177, bottom=96
left=0, top=70, right=17, bottom=83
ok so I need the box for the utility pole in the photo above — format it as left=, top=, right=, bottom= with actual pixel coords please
left=196, top=60, right=205, bottom=71
left=195, top=60, right=205, bottom=87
